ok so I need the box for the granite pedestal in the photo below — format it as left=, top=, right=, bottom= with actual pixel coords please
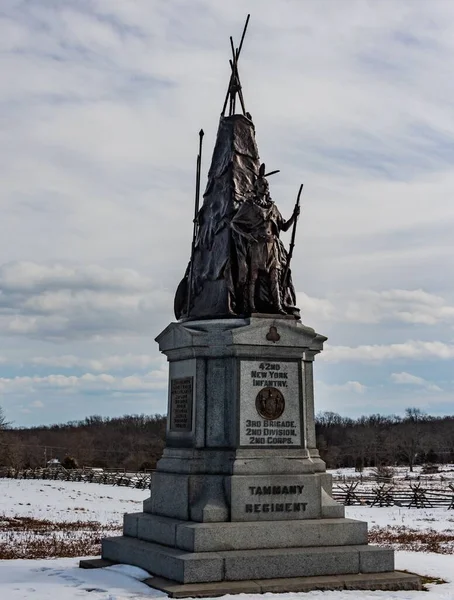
left=83, top=317, right=420, bottom=595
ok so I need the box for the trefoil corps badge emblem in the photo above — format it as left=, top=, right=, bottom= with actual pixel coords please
left=255, top=387, right=285, bottom=420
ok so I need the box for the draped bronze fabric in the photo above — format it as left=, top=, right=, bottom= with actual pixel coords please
left=174, top=113, right=299, bottom=320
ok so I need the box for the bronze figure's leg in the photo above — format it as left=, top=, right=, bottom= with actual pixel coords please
left=248, top=243, right=261, bottom=314
left=270, top=268, right=286, bottom=314
left=248, top=268, right=258, bottom=313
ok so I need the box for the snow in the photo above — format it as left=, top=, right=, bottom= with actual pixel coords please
left=0, top=478, right=453, bottom=599
left=0, top=558, right=159, bottom=599
left=0, top=479, right=147, bottom=524
left=330, top=465, right=454, bottom=484
left=345, top=505, right=454, bottom=533
left=0, top=554, right=453, bottom=600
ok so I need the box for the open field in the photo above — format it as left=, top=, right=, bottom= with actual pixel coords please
left=0, top=479, right=144, bottom=559
left=0, top=478, right=453, bottom=599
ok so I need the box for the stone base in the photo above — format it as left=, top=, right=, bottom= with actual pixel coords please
left=79, top=559, right=421, bottom=597
left=100, top=513, right=404, bottom=585
left=101, top=533, right=395, bottom=584
left=144, top=571, right=422, bottom=598
left=123, top=513, right=367, bottom=552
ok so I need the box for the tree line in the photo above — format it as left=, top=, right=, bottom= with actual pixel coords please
left=316, top=408, right=454, bottom=471
left=0, top=410, right=166, bottom=471
left=0, top=406, right=453, bottom=472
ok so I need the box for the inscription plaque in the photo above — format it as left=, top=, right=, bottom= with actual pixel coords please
left=230, top=474, right=321, bottom=521
left=239, top=360, right=301, bottom=447
left=170, top=377, right=193, bottom=432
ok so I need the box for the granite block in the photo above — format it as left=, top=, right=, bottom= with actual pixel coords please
left=321, top=488, right=345, bottom=518
left=102, top=536, right=224, bottom=584
left=123, top=513, right=140, bottom=537
left=205, top=358, right=230, bottom=447
left=221, top=545, right=360, bottom=581
left=262, top=572, right=421, bottom=594
left=189, top=474, right=229, bottom=522
left=136, top=513, right=181, bottom=547
left=358, top=545, right=394, bottom=573
left=144, top=572, right=421, bottom=598
left=230, top=453, right=323, bottom=475
left=230, top=318, right=323, bottom=350
left=146, top=576, right=262, bottom=598
left=175, top=518, right=368, bottom=552
left=150, top=472, right=189, bottom=520
left=143, top=496, right=153, bottom=513
left=257, top=574, right=346, bottom=593
left=230, top=474, right=321, bottom=521
left=156, top=447, right=236, bottom=475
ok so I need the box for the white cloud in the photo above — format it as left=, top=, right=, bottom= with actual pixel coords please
left=0, top=262, right=173, bottom=340
left=0, top=367, right=167, bottom=395
left=300, top=289, right=454, bottom=327
left=343, top=290, right=454, bottom=326
left=391, top=371, right=442, bottom=392
left=0, top=263, right=151, bottom=293
left=298, top=292, right=336, bottom=322
left=323, top=340, right=454, bottom=363
left=30, top=353, right=161, bottom=372
left=319, top=380, right=367, bottom=394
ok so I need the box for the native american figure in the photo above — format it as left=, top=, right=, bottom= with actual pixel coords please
left=231, top=164, right=300, bottom=315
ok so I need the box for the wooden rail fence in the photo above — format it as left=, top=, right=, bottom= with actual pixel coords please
left=0, top=466, right=152, bottom=489
left=332, top=482, right=454, bottom=508
left=1, top=468, right=454, bottom=508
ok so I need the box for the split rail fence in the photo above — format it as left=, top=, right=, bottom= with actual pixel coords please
left=1, top=467, right=454, bottom=508
left=332, top=481, right=454, bottom=509
left=0, top=466, right=152, bottom=490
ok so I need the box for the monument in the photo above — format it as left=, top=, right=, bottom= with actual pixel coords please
left=81, top=16, right=421, bottom=596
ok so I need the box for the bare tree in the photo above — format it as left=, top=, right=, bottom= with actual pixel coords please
left=0, top=406, right=10, bottom=429
left=390, top=410, right=429, bottom=472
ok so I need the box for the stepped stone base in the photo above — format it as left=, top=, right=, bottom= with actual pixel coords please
left=99, top=513, right=398, bottom=585
left=102, top=535, right=395, bottom=583
left=93, top=512, right=418, bottom=593
left=80, top=558, right=421, bottom=597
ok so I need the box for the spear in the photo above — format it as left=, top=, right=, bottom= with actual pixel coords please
left=186, top=129, right=204, bottom=315
left=283, top=184, right=303, bottom=287
left=221, top=14, right=250, bottom=116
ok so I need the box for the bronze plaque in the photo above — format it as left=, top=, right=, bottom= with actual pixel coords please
left=170, top=377, right=193, bottom=432
left=255, top=387, right=285, bottom=420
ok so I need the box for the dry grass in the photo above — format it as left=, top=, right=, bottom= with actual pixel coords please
left=369, top=525, right=454, bottom=554
left=2, top=514, right=454, bottom=560
left=0, top=515, right=120, bottom=559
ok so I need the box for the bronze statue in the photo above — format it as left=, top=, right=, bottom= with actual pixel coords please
left=174, top=17, right=302, bottom=322
left=230, top=165, right=300, bottom=314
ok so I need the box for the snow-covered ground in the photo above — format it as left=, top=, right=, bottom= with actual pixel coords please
left=1, top=553, right=453, bottom=600
left=330, top=465, right=454, bottom=483
left=1, top=478, right=453, bottom=599
left=346, top=505, right=454, bottom=532
left=0, top=479, right=146, bottom=524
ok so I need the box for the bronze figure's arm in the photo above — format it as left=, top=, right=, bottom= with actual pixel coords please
left=280, top=203, right=301, bottom=232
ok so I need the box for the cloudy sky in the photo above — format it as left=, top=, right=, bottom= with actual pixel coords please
left=1, top=0, right=454, bottom=426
